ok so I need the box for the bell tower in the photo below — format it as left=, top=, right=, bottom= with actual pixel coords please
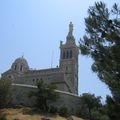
left=60, top=22, right=79, bottom=94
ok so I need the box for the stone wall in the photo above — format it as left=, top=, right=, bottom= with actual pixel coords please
left=11, top=84, right=80, bottom=113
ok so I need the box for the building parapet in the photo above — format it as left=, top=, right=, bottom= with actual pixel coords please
left=25, top=68, right=60, bottom=75
left=12, top=83, right=79, bottom=98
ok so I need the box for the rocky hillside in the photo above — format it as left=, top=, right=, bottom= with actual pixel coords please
left=0, top=107, right=84, bottom=120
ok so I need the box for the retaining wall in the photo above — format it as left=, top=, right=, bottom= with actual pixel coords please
left=11, top=84, right=80, bottom=113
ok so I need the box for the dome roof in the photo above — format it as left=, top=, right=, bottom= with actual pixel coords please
left=14, top=57, right=28, bottom=65
left=11, top=56, right=29, bottom=72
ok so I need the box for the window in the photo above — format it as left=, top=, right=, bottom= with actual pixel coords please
left=63, top=49, right=72, bottom=59
left=66, top=66, right=68, bottom=71
left=20, top=65, right=23, bottom=71
left=70, top=50, right=72, bottom=58
left=8, top=75, right=11, bottom=78
left=66, top=50, right=69, bottom=59
left=63, top=51, right=65, bottom=59
left=14, top=65, right=17, bottom=70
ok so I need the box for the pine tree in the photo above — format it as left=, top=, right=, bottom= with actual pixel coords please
left=29, top=80, right=59, bottom=112
left=79, top=2, right=120, bottom=119
left=80, top=1, right=120, bottom=103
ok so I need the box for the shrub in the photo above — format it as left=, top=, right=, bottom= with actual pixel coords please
left=0, top=115, right=7, bottom=120
left=0, top=79, right=12, bottom=108
left=49, top=106, right=58, bottom=114
left=59, top=106, right=71, bottom=117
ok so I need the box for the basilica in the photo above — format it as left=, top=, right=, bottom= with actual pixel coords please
left=2, top=22, right=79, bottom=94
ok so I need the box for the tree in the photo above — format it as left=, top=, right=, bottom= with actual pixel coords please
left=79, top=1, right=120, bottom=119
left=78, top=93, right=103, bottom=120
left=79, top=1, right=120, bottom=104
left=29, top=80, right=59, bottom=112
left=0, top=78, right=12, bottom=108
left=105, top=95, right=120, bottom=120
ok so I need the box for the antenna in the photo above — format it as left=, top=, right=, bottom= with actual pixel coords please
left=51, top=51, right=54, bottom=68
left=22, top=52, right=24, bottom=58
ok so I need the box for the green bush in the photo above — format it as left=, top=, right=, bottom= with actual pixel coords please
left=0, top=115, right=7, bottom=120
left=59, top=106, right=71, bottom=117
left=49, top=106, right=58, bottom=114
left=0, top=79, right=12, bottom=108
left=100, top=115, right=110, bottom=120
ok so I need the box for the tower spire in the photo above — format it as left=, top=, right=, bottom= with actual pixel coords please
left=69, top=21, right=73, bottom=35
left=66, top=21, right=75, bottom=43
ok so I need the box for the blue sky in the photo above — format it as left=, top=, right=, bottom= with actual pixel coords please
left=0, top=0, right=119, bottom=101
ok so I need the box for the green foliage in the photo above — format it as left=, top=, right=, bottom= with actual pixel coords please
left=100, top=115, right=110, bottom=120
left=59, top=106, right=71, bottom=117
left=91, top=110, right=110, bottom=120
left=49, top=106, right=58, bottom=114
left=0, top=115, right=7, bottom=120
left=80, top=1, right=120, bottom=99
left=0, top=78, right=12, bottom=108
left=105, top=95, right=120, bottom=120
left=80, top=93, right=102, bottom=110
left=77, top=93, right=109, bottom=120
left=78, top=93, right=102, bottom=119
left=29, top=80, right=59, bottom=112
left=79, top=1, right=120, bottom=119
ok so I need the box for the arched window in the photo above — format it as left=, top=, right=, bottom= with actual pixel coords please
left=70, top=50, right=72, bottom=58
left=66, top=50, right=69, bottom=59
left=66, top=66, right=68, bottom=71
left=63, top=51, right=65, bottom=59
left=8, top=75, right=11, bottom=78
left=20, top=65, right=23, bottom=71
left=14, top=65, right=17, bottom=70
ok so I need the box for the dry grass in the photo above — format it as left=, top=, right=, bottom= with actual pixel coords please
left=0, top=107, right=84, bottom=120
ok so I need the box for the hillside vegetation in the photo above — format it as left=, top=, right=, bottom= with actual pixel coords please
left=0, top=107, right=84, bottom=120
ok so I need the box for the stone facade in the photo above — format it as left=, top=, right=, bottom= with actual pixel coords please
left=11, top=84, right=80, bottom=113
left=2, top=22, right=79, bottom=94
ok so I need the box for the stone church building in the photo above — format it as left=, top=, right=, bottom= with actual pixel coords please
left=2, top=22, right=79, bottom=95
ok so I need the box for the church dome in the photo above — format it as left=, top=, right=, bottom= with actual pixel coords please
left=14, top=57, right=28, bottom=65
left=11, top=56, right=29, bottom=72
